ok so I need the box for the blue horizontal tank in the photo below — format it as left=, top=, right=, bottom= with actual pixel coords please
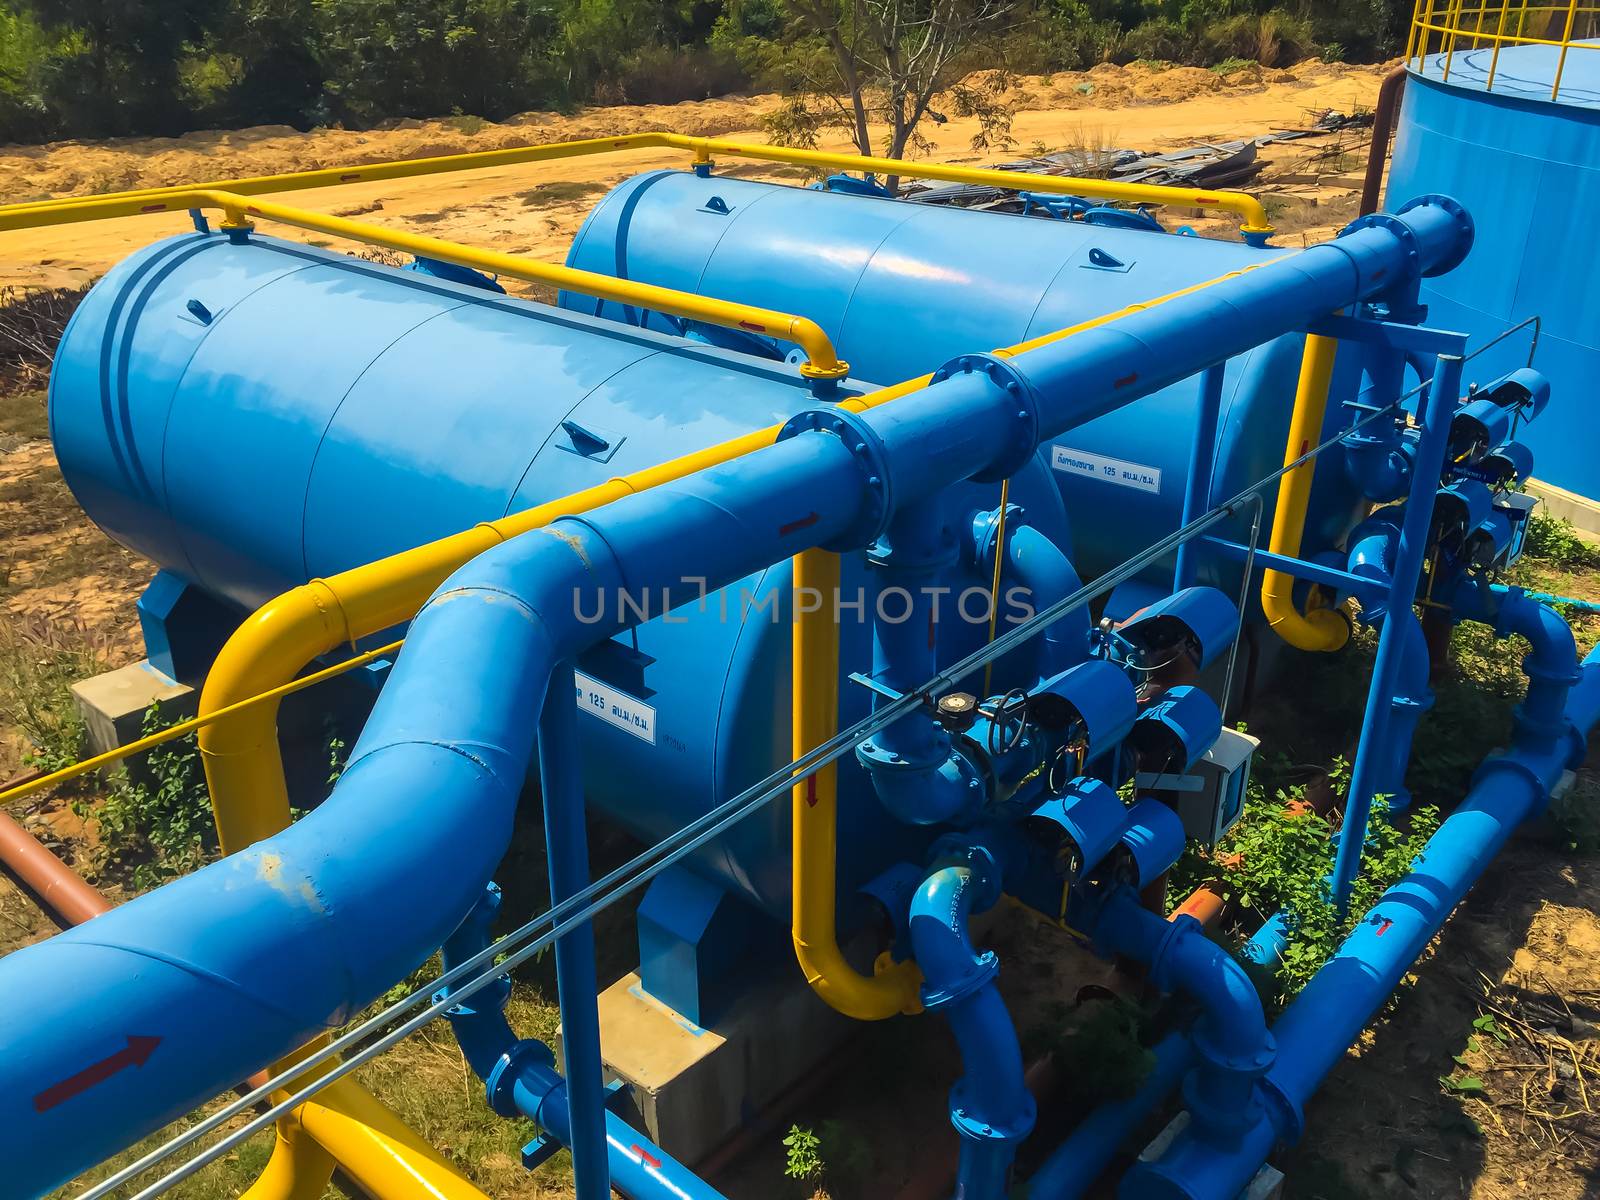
left=560, top=170, right=1367, bottom=584
left=1388, top=42, right=1600, bottom=501
left=50, top=229, right=1075, bottom=918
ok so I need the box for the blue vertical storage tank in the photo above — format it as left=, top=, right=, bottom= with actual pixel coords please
left=560, top=170, right=1366, bottom=584
left=1387, top=41, right=1600, bottom=501
left=49, top=228, right=1075, bottom=918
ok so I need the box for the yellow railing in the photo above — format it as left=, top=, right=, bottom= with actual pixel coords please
left=0, top=186, right=854, bottom=382
left=0, top=131, right=1275, bottom=241
left=1408, top=0, right=1600, bottom=98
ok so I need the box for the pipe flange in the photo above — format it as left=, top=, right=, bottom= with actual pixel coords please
left=1190, top=1024, right=1278, bottom=1083
left=949, top=1082, right=1036, bottom=1147
left=1339, top=210, right=1421, bottom=298
left=776, top=407, right=892, bottom=550
left=1259, top=1074, right=1305, bottom=1144
left=930, top=353, right=1040, bottom=483
left=1397, top=193, right=1474, bottom=277
left=485, top=1038, right=558, bottom=1118
left=919, top=948, right=1000, bottom=1012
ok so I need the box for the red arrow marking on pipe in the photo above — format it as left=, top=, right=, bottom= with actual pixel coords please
left=1373, top=917, right=1393, bottom=938
left=805, top=775, right=819, bottom=807
left=779, top=512, right=821, bottom=536
left=632, top=1145, right=662, bottom=1170
left=32, top=1035, right=161, bottom=1113
left=1114, top=372, right=1139, bottom=389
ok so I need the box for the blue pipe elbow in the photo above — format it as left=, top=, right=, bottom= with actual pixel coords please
left=910, top=858, right=1035, bottom=1200
left=1093, top=888, right=1273, bottom=1144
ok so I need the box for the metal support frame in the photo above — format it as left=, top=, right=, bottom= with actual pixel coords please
left=1330, top=352, right=1467, bottom=912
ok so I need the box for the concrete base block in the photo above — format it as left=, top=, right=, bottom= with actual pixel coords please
left=71, top=660, right=195, bottom=758
left=1528, top=477, right=1600, bottom=538
left=562, top=966, right=856, bottom=1165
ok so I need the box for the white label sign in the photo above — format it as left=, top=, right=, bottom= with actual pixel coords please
left=1051, top=445, right=1163, bottom=495
left=574, top=671, right=657, bottom=744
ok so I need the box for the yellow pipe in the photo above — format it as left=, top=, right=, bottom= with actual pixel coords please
left=294, top=1077, right=491, bottom=1200
left=0, top=188, right=850, bottom=381
left=242, top=1117, right=337, bottom=1200
left=0, top=131, right=1275, bottom=240
left=1260, top=334, right=1353, bottom=653
left=790, top=549, right=922, bottom=1019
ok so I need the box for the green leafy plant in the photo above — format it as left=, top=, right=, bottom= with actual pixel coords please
left=782, top=1123, right=824, bottom=1181
left=1524, top=510, right=1600, bottom=569
left=84, top=701, right=217, bottom=888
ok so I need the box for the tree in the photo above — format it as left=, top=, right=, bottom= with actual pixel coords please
left=749, top=0, right=1018, bottom=186
left=15, top=0, right=224, bottom=136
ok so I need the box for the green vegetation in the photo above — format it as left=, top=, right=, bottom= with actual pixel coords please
left=1172, top=501, right=1600, bottom=1012
left=82, top=704, right=217, bottom=888
left=0, top=0, right=1414, bottom=146
left=782, top=1123, right=824, bottom=1181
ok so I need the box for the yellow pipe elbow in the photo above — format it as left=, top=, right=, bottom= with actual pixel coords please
left=294, top=1078, right=491, bottom=1200
left=1260, top=332, right=1352, bottom=653
left=242, top=1118, right=337, bottom=1200
left=790, top=550, right=922, bottom=1021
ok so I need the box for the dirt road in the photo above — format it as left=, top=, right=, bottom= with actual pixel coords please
left=0, top=60, right=1384, bottom=291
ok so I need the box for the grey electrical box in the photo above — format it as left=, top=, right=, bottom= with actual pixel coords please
left=1138, top=726, right=1259, bottom=847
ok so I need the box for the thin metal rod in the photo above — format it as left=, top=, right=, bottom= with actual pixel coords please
left=1221, top=495, right=1265, bottom=726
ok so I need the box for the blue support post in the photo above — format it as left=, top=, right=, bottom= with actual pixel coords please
left=1329, top=353, right=1464, bottom=913
left=540, top=665, right=611, bottom=1200
left=1174, top=364, right=1225, bottom=591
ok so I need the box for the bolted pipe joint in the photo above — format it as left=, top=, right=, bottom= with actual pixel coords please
left=1092, top=887, right=1274, bottom=1147
left=910, top=847, right=1036, bottom=1200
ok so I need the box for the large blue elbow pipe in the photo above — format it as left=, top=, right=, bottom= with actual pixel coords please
left=0, top=197, right=1472, bottom=1195
left=0, top=428, right=869, bottom=1197
left=909, top=858, right=1035, bottom=1200
left=1093, top=889, right=1272, bottom=1142
left=1127, top=645, right=1600, bottom=1200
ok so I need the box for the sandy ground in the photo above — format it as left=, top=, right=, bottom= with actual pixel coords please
left=0, top=60, right=1385, bottom=291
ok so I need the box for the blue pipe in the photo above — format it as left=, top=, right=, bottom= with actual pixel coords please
left=909, top=851, right=1035, bottom=1200
left=1025, top=1031, right=1194, bottom=1200
left=540, top=665, right=611, bottom=1199
left=0, top=428, right=868, bottom=1196
left=1453, top=580, right=1582, bottom=750
left=491, top=1042, right=726, bottom=1200
left=1174, top=364, right=1225, bottom=590
left=1093, top=888, right=1273, bottom=1144
left=1330, top=353, right=1464, bottom=914
left=1127, top=644, right=1600, bottom=1200
left=0, top=197, right=1473, bottom=1193
left=440, top=885, right=729, bottom=1200
left=970, top=510, right=1090, bottom=681
left=858, top=500, right=986, bottom=826
left=1342, top=348, right=1414, bottom=503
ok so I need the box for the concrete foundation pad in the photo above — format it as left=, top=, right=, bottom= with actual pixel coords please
left=1528, top=477, right=1600, bottom=539
left=566, top=967, right=856, bottom=1165
left=71, top=659, right=195, bottom=757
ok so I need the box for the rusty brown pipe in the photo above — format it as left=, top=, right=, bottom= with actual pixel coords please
left=1361, top=64, right=1409, bottom=217
left=0, top=771, right=112, bottom=928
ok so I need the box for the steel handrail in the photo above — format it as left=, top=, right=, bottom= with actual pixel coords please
left=1409, top=0, right=1600, bottom=96
left=0, top=187, right=852, bottom=380
left=0, top=131, right=1276, bottom=240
